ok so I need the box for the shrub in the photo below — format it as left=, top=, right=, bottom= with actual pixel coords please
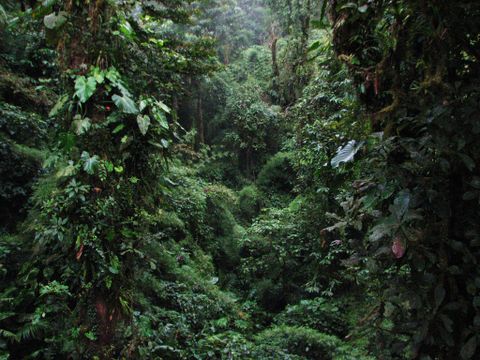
left=255, top=325, right=341, bottom=359
left=253, top=278, right=286, bottom=312
left=274, top=298, right=349, bottom=337
left=238, top=185, right=262, bottom=222
left=0, top=103, right=47, bottom=228
left=256, top=152, right=295, bottom=194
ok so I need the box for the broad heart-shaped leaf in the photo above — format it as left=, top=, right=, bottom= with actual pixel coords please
left=112, top=94, right=138, bottom=114
left=105, top=67, right=121, bottom=83
left=80, top=151, right=99, bottom=175
left=72, top=116, right=91, bottom=135
left=331, top=140, right=364, bottom=168
left=91, top=67, right=105, bottom=84
left=74, top=76, right=97, bottom=103
left=44, top=11, right=67, bottom=29
left=136, top=115, right=151, bottom=136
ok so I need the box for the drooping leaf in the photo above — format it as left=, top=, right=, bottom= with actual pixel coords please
left=74, top=76, right=97, bottom=103
left=153, top=110, right=169, bottom=129
left=136, top=115, right=151, bottom=136
left=112, top=94, right=138, bottom=114
left=49, top=94, right=69, bottom=117
left=331, top=140, right=364, bottom=168
left=115, top=82, right=132, bottom=97
left=157, top=101, right=171, bottom=114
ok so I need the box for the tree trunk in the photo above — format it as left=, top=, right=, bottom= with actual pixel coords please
left=194, top=91, right=205, bottom=150
left=270, top=24, right=280, bottom=103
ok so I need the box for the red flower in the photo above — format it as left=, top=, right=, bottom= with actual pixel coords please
left=105, top=105, right=111, bottom=111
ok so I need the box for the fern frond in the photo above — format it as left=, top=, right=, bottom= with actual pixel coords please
left=17, top=321, right=46, bottom=341
left=0, top=312, right=15, bottom=321
left=0, top=328, right=19, bottom=342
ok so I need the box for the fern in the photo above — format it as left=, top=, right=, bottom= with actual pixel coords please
left=17, top=320, right=45, bottom=342
left=0, top=312, right=15, bottom=322
left=0, top=5, right=6, bottom=26
left=0, top=328, right=19, bottom=342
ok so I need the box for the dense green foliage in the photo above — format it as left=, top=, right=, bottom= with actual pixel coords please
left=1, top=0, right=480, bottom=359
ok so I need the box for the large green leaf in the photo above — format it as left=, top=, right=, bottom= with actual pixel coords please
left=112, top=94, right=138, bottom=114
left=106, top=67, right=121, bottom=83
left=43, top=11, right=68, bottom=30
left=157, top=100, right=171, bottom=114
left=91, top=67, right=105, bottom=84
left=153, top=110, right=169, bottom=129
left=80, top=151, right=99, bottom=175
left=136, top=115, right=151, bottom=136
left=74, top=76, right=97, bottom=103
left=118, top=20, right=135, bottom=40
left=49, top=94, right=69, bottom=117
left=72, top=116, right=91, bottom=135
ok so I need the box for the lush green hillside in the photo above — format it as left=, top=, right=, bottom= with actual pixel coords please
left=1, top=1, right=480, bottom=359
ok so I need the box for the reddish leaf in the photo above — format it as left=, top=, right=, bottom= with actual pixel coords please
left=76, top=244, right=84, bottom=261
left=392, top=238, right=405, bottom=259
